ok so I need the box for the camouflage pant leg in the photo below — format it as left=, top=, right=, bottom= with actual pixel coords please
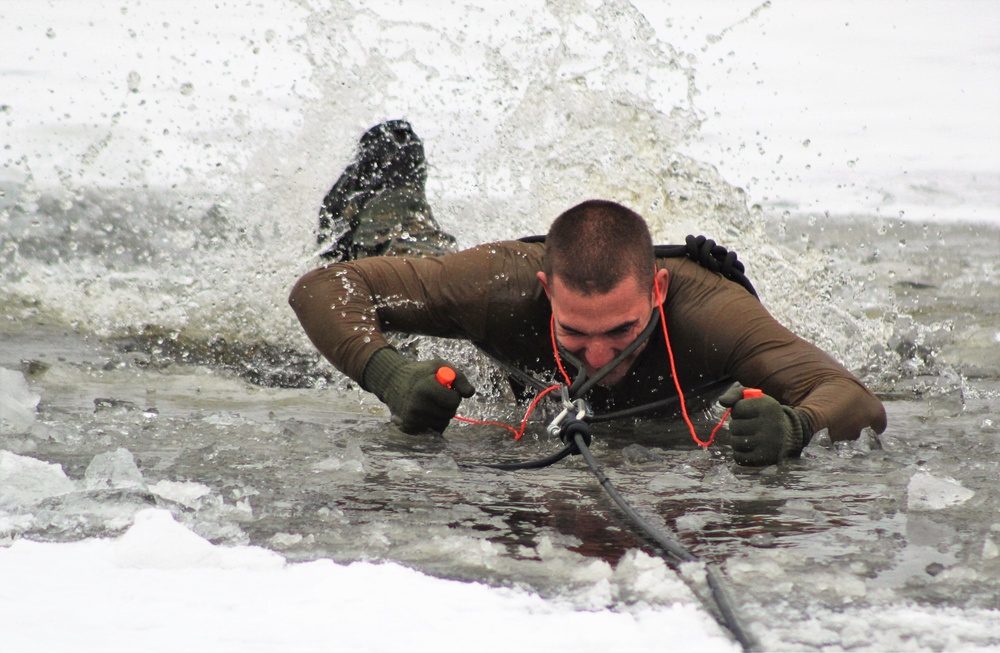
left=348, top=186, right=457, bottom=260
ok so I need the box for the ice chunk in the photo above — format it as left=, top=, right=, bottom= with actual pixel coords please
left=84, top=448, right=147, bottom=491
left=622, top=443, right=664, bottom=465
left=312, top=440, right=367, bottom=476
left=748, top=533, right=776, bottom=548
left=201, top=411, right=253, bottom=426
left=423, top=453, right=460, bottom=475
left=982, top=538, right=998, bottom=560
left=781, top=498, right=818, bottom=518
left=649, top=472, right=699, bottom=492
left=0, top=451, right=76, bottom=509
left=704, top=462, right=742, bottom=487
left=385, top=458, right=422, bottom=480
left=834, top=427, right=882, bottom=458
left=802, top=428, right=837, bottom=460
left=93, top=398, right=140, bottom=414
left=148, top=480, right=212, bottom=509
left=906, top=471, right=975, bottom=511
left=0, top=368, right=41, bottom=434
left=0, top=512, right=34, bottom=539
left=269, top=532, right=304, bottom=549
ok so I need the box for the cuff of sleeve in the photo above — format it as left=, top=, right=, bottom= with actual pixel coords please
left=361, top=347, right=403, bottom=400
left=782, top=407, right=814, bottom=458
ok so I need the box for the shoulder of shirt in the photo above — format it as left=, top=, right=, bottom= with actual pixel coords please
left=461, top=239, right=544, bottom=263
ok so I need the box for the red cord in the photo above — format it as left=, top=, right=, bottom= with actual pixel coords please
left=654, top=276, right=726, bottom=448
left=454, top=384, right=561, bottom=440
left=549, top=313, right=573, bottom=386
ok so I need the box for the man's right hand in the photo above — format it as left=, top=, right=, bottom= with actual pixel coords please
left=362, top=348, right=476, bottom=434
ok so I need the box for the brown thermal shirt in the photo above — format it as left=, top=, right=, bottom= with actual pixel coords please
left=289, top=240, right=886, bottom=441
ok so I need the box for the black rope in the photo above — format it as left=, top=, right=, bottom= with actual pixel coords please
left=587, top=377, right=736, bottom=423
left=653, top=236, right=758, bottom=299
left=459, top=442, right=576, bottom=471
left=572, top=432, right=756, bottom=652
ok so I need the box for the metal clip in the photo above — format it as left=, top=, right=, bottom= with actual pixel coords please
left=546, top=397, right=591, bottom=438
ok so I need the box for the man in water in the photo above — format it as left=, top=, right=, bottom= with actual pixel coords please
left=289, top=120, right=887, bottom=466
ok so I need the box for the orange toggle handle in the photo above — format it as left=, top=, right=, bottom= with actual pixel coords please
left=742, top=388, right=764, bottom=399
left=436, top=366, right=456, bottom=389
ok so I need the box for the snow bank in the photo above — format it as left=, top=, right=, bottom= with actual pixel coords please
left=0, top=508, right=738, bottom=653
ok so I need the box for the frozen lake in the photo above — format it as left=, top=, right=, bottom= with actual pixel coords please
left=2, top=1, right=998, bottom=651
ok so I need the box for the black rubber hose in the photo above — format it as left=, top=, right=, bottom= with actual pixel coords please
left=573, top=432, right=757, bottom=652
left=460, top=442, right=577, bottom=471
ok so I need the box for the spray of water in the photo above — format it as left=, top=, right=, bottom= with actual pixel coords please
left=0, top=0, right=896, bottom=389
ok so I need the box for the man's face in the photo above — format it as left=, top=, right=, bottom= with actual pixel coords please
left=537, top=269, right=669, bottom=387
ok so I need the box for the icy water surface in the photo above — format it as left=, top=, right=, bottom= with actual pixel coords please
left=2, top=215, right=998, bottom=650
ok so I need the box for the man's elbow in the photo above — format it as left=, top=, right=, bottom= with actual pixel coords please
left=869, top=397, right=888, bottom=434
left=827, top=393, right=887, bottom=442
left=288, top=268, right=323, bottom=314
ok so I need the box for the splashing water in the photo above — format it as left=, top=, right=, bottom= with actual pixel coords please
left=1, top=0, right=895, bottom=382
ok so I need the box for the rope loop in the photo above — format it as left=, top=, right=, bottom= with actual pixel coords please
left=685, top=234, right=746, bottom=275
left=559, top=418, right=592, bottom=453
left=683, top=234, right=753, bottom=296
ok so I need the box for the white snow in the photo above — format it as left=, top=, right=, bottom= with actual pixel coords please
left=639, top=0, right=1000, bottom=222
left=0, top=508, right=737, bottom=653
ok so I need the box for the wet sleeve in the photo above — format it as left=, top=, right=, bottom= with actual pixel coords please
left=287, top=245, right=501, bottom=385
left=670, top=264, right=887, bottom=441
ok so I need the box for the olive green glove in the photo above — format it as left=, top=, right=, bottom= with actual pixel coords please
left=718, top=386, right=813, bottom=466
left=362, top=348, right=475, bottom=434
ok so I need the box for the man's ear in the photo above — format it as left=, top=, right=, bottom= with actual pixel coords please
left=653, top=268, right=670, bottom=306
left=537, top=271, right=552, bottom=299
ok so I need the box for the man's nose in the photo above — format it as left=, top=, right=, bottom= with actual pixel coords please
left=584, top=340, right=617, bottom=370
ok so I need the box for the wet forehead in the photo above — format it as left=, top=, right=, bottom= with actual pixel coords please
left=548, top=275, right=650, bottom=334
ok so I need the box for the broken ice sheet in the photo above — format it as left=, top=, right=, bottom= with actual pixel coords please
left=907, top=471, right=975, bottom=511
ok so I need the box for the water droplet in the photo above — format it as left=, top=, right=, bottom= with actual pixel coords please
left=127, top=71, right=141, bottom=92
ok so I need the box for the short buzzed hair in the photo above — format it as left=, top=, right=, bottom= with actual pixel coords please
left=543, top=200, right=655, bottom=294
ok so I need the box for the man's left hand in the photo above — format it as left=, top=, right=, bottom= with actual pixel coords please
left=718, top=387, right=812, bottom=466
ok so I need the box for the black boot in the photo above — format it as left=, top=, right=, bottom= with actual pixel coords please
left=316, top=120, right=453, bottom=261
